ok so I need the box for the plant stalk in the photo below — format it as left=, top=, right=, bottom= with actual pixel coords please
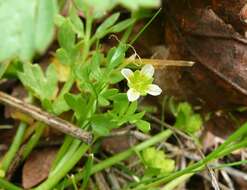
left=61, top=129, right=173, bottom=188
left=0, top=122, right=27, bottom=173
left=34, top=143, right=89, bottom=190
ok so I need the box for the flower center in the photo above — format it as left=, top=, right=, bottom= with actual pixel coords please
left=128, top=71, right=153, bottom=95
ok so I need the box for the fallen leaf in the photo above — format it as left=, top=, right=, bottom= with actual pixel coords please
left=22, top=147, right=57, bottom=188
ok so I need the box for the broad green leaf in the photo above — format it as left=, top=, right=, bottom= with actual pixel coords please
left=0, top=0, right=57, bottom=62
left=18, top=63, right=58, bottom=101
left=35, top=0, right=58, bottom=53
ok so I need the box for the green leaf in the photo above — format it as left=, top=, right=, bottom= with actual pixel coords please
left=0, top=62, right=10, bottom=79
left=186, top=114, right=202, bottom=134
left=42, top=99, right=53, bottom=113
left=18, top=63, right=58, bottom=101
left=81, top=154, right=94, bottom=190
left=35, top=0, right=58, bottom=53
left=0, top=169, right=5, bottom=177
left=52, top=95, right=70, bottom=115
left=126, top=101, right=137, bottom=115
left=69, top=8, right=84, bottom=38
left=56, top=48, right=71, bottom=65
left=119, top=0, right=160, bottom=11
left=129, top=111, right=145, bottom=123
left=174, top=102, right=202, bottom=134
left=64, top=93, right=86, bottom=120
left=4, top=60, right=22, bottom=79
left=110, top=18, right=136, bottom=33
left=0, top=0, right=57, bottom=62
left=91, top=114, right=116, bottom=136
left=58, top=19, right=75, bottom=52
left=74, top=0, right=116, bottom=19
left=112, top=97, right=129, bottom=116
left=109, top=93, right=128, bottom=102
left=135, top=120, right=150, bottom=133
left=74, top=0, right=160, bottom=19
left=54, top=14, right=66, bottom=27
left=95, top=12, right=120, bottom=39
left=98, top=88, right=119, bottom=106
left=107, top=44, right=127, bottom=69
left=90, top=52, right=103, bottom=80
left=101, top=88, right=119, bottom=98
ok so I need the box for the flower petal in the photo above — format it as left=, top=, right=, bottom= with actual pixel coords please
left=147, top=84, right=162, bottom=96
left=141, top=64, right=154, bottom=78
left=127, top=88, right=140, bottom=102
left=121, top=68, right=133, bottom=80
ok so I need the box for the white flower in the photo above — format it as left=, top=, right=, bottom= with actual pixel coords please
left=121, top=64, right=162, bottom=102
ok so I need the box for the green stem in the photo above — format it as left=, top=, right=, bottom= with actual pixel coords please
left=161, top=173, right=194, bottom=190
left=1, top=122, right=27, bottom=172
left=93, top=129, right=172, bottom=174
left=22, top=122, right=46, bottom=160
left=34, top=143, right=89, bottom=190
left=129, top=8, right=161, bottom=45
left=61, top=129, right=173, bottom=188
left=81, top=12, right=92, bottom=63
left=49, top=140, right=81, bottom=176
left=215, top=139, right=247, bottom=159
left=137, top=123, right=247, bottom=189
left=120, top=22, right=134, bottom=44
left=0, top=178, right=22, bottom=190
left=50, top=136, right=73, bottom=171
left=50, top=75, right=75, bottom=170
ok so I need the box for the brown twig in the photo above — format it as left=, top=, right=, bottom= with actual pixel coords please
left=0, top=91, right=93, bottom=144
left=94, top=172, right=111, bottom=190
